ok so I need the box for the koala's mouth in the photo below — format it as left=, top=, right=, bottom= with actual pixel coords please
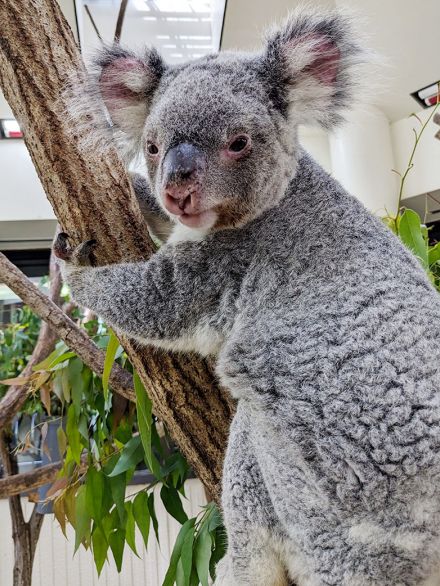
left=178, top=208, right=218, bottom=229
left=163, top=182, right=217, bottom=230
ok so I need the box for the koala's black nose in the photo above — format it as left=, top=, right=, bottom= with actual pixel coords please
left=163, top=142, right=204, bottom=185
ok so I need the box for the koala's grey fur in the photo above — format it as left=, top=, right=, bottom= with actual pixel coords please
left=58, top=7, right=440, bottom=585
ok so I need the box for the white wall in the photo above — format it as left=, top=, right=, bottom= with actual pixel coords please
left=0, top=90, right=54, bottom=223
left=330, top=106, right=398, bottom=216
left=0, top=480, right=206, bottom=586
left=298, top=127, right=332, bottom=174
left=0, top=141, right=54, bottom=222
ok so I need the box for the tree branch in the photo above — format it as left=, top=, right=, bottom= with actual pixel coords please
left=0, top=461, right=62, bottom=499
left=84, top=4, right=102, bottom=43
left=28, top=505, right=45, bottom=558
left=0, top=252, right=135, bottom=431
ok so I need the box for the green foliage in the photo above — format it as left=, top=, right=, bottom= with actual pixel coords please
left=133, top=491, right=150, bottom=548
left=389, top=207, right=440, bottom=291
left=163, top=503, right=226, bottom=586
left=397, top=208, right=429, bottom=269
left=2, top=299, right=226, bottom=583
left=0, top=305, right=41, bottom=410
left=134, top=371, right=161, bottom=478
left=102, top=329, right=120, bottom=400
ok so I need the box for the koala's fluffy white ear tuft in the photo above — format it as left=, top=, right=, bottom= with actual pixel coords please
left=262, top=9, right=365, bottom=128
left=96, top=45, right=165, bottom=140
left=63, top=44, right=166, bottom=161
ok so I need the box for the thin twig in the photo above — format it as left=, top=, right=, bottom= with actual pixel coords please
left=114, top=0, right=129, bottom=42
left=84, top=4, right=102, bottom=42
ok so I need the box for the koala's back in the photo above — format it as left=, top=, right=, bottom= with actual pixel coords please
left=216, top=154, right=440, bottom=583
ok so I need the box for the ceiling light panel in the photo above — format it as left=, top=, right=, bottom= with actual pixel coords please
left=80, top=0, right=226, bottom=64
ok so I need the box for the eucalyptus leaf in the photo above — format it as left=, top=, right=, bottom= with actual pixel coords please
left=429, top=242, right=440, bottom=267
left=160, top=485, right=188, bottom=525
left=102, top=330, right=120, bottom=400
left=108, top=472, right=127, bottom=524
left=180, top=524, right=195, bottom=586
left=207, top=504, right=223, bottom=532
left=148, top=492, right=160, bottom=544
left=133, top=491, right=150, bottom=549
left=62, top=367, right=71, bottom=403
left=397, top=209, right=429, bottom=268
left=32, top=343, right=69, bottom=371
left=125, top=501, right=139, bottom=556
left=162, top=518, right=196, bottom=586
left=86, top=466, right=104, bottom=522
left=66, top=404, right=82, bottom=465
left=48, top=351, right=77, bottom=370
left=74, top=485, right=91, bottom=552
left=134, top=372, right=162, bottom=477
left=109, top=528, right=126, bottom=572
left=68, top=358, right=84, bottom=415
left=56, top=425, right=67, bottom=457
left=209, top=527, right=227, bottom=581
left=108, top=436, right=144, bottom=477
left=176, top=558, right=186, bottom=586
left=195, top=528, right=212, bottom=586
left=91, top=524, right=108, bottom=576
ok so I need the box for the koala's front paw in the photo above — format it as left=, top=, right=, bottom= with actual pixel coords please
left=53, top=232, right=98, bottom=267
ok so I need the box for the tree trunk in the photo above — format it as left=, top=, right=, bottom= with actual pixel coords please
left=11, top=514, right=38, bottom=586
left=0, top=0, right=234, bottom=501
left=0, top=434, right=44, bottom=586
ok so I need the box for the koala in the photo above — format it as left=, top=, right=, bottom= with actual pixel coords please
left=55, top=8, right=440, bottom=586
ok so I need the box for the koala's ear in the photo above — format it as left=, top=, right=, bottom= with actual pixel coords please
left=262, top=10, right=364, bottom=128
left=94, top=45, right=166, bottom=140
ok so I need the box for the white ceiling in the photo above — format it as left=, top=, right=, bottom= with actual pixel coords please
left=221, top=0, right=440, bottom=122
left=1, top=0, right=438, bottom=123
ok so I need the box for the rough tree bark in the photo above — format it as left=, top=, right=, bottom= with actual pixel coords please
left=0, top=0, right=234, bottom=501
left=0, top=461, right=63, bottom=499
left=0, top=433, right=44, bottom=586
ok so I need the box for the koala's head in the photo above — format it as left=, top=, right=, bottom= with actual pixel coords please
left=93, top=9, right=363, bottom=232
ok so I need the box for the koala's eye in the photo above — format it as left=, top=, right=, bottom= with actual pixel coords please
left=147, top=142, right=159, bottom=156
left=228, top=135, right=249, bottom=153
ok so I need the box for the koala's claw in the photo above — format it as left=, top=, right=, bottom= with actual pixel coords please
left=53, top=232, right=97, bottom=266
left=53, top=232, right=71, bottom=260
